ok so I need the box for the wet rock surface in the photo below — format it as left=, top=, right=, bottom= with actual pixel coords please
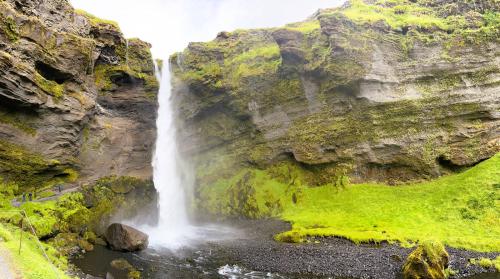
left=105, top=223, right=149, bottom=252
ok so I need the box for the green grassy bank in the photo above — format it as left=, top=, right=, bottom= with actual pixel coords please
left=0, top=223, right=71, bottom=279
left=199, top=153, right=500, bottom=252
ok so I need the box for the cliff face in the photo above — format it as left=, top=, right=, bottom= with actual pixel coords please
left=172, top=0, right=499, bottom=194
left=0, top=0, right=158, bottom=190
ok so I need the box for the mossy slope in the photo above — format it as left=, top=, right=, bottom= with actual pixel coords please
left=199, top=153, right=500, bottom=252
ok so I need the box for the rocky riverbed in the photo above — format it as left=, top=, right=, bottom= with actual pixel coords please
left=72, top=220, right=499, bottom=279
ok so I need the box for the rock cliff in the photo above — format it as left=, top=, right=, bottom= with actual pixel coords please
left=171, top=0, right=499, bottom=201
left=0, top=0, right=158, bottom=191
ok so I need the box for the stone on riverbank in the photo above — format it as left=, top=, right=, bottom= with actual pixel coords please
left=403, top=241, right=449, bottom=279
left=105, top=223, right=148, bottom=252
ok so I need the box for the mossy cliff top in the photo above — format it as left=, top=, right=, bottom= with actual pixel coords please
left=171, top=0, right=499, bottom=187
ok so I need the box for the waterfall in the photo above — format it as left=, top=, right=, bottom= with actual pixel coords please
left=147, top=62, right=192, bottom=249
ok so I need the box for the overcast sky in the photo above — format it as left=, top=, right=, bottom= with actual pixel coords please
left=69, top=0, right=345, bottom=59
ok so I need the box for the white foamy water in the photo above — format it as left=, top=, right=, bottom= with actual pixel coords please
left=145, top=64, right=193, bottom=249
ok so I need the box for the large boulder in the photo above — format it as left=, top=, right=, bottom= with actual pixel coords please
left=104, top=223, right=148, bottom=252
left=403, top=241, right=449, bottom=279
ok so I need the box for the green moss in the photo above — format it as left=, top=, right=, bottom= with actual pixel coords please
left=274, top=230, right=305, bottom=243
left=403, top=240, right=449, bottom=279
left=280, top=153, right=500, bottom=251
left=284, top=20, right=321, bottom=34
left=0, top=140, right=59, bottom=190
left=0, top=112, right=36, bottom=136
left=478, top=258, right=493, bottom=268
left=34, top=73, right=64, bottom=98
left=94, top=63, right=158, bottom=96
left=74, top=9, right=119, bottom=29
left=179, top=61, right=223, bottom=89
left=226, top=44, right=282, bottom=85
left=340, top=0, right=450, bottom=31
left=126, top=38, right=156, bottom=74
left=2, top=16, right=19, bottom=42
left=197, top=169, right=287, bottom=218
left=200, top=153, right=500, bottom=252
left=469, top=257, right=498, bottom=270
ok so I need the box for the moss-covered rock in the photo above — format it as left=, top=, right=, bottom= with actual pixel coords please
left=403, top=241, right=449, bottom=279
left=0, top=0, right=159, bottom=195
left=110, top=258, right=141, bottom=279
left=171, top=0, right=500, bottom=216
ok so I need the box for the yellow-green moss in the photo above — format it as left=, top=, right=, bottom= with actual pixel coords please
left=0, top=112, right=36, bottom=136
left=0, top=140, right=58, bottom=189
left=94, top=63, right=159, bottom=95
left=225, top=44, right=282, bottom=86
left=469, top=257, right=500, bottom=270
left=403, top=241, right=449, bottom=279
left=74, top=9, right=119, bottom=29
left=2, top=16, right=19, bottom=42
left=199, top=153, right=500, bottom=252
left=340, top=0, right=450, bottom=31
left=34, top=73, right=64, bottom=98
left=284, top=20, right=321, bottom=34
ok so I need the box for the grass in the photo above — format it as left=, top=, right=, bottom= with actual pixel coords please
left=277, top=153, right=500, bottom=251
left=225, top=44, right=282, bottom=84
left=340, top=0, right=450, bottom=31
left=0, top=223, right=71, bottom=279
left=469, top=256, right=500, bottom=271
left=284, top=20, right=321, bottom=34
left=74, top=9, right=119, bottom=29
left=200, top=153, right=500, bottom=252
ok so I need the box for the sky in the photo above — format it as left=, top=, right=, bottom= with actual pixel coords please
left=69, top=0, right=345, bottom=59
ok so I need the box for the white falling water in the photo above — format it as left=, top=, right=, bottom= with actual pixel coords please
left=146, top=63, right=193, bottom=249
left=143, top=62, right=238, bottom=250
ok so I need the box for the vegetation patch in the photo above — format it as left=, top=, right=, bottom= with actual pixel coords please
left=2, top=16, right=19, bottom=42
left=74, top=9, right=119, bottom=29
left=469, top=256, right=500, bottom=271
left=34, top=73, right=65, bottom=99
left=0, top=112, right=36, bottom=136
left=284, top=20, right=321, bottom=34
left=0, top=140, right=64, bottom=191
left=339, top=0, right=450, bottom=31
left=199, top=153, right=500, bottom=252
left=0, top=223, right=71, bottom=279
left=402, top=240, right=449, bottom=279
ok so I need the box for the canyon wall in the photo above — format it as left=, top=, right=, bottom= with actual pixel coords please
left=0, top=0, right=158, bottom=191
left=171, top=0, right=499, bottom=209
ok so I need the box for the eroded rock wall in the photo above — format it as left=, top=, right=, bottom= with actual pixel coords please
left=172, top=0, right=499, bottom=190
left=0, top=0, right=158, bottom=190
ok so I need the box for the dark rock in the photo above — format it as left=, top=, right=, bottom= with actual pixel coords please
left=105, top=223, right=148, bottom=252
